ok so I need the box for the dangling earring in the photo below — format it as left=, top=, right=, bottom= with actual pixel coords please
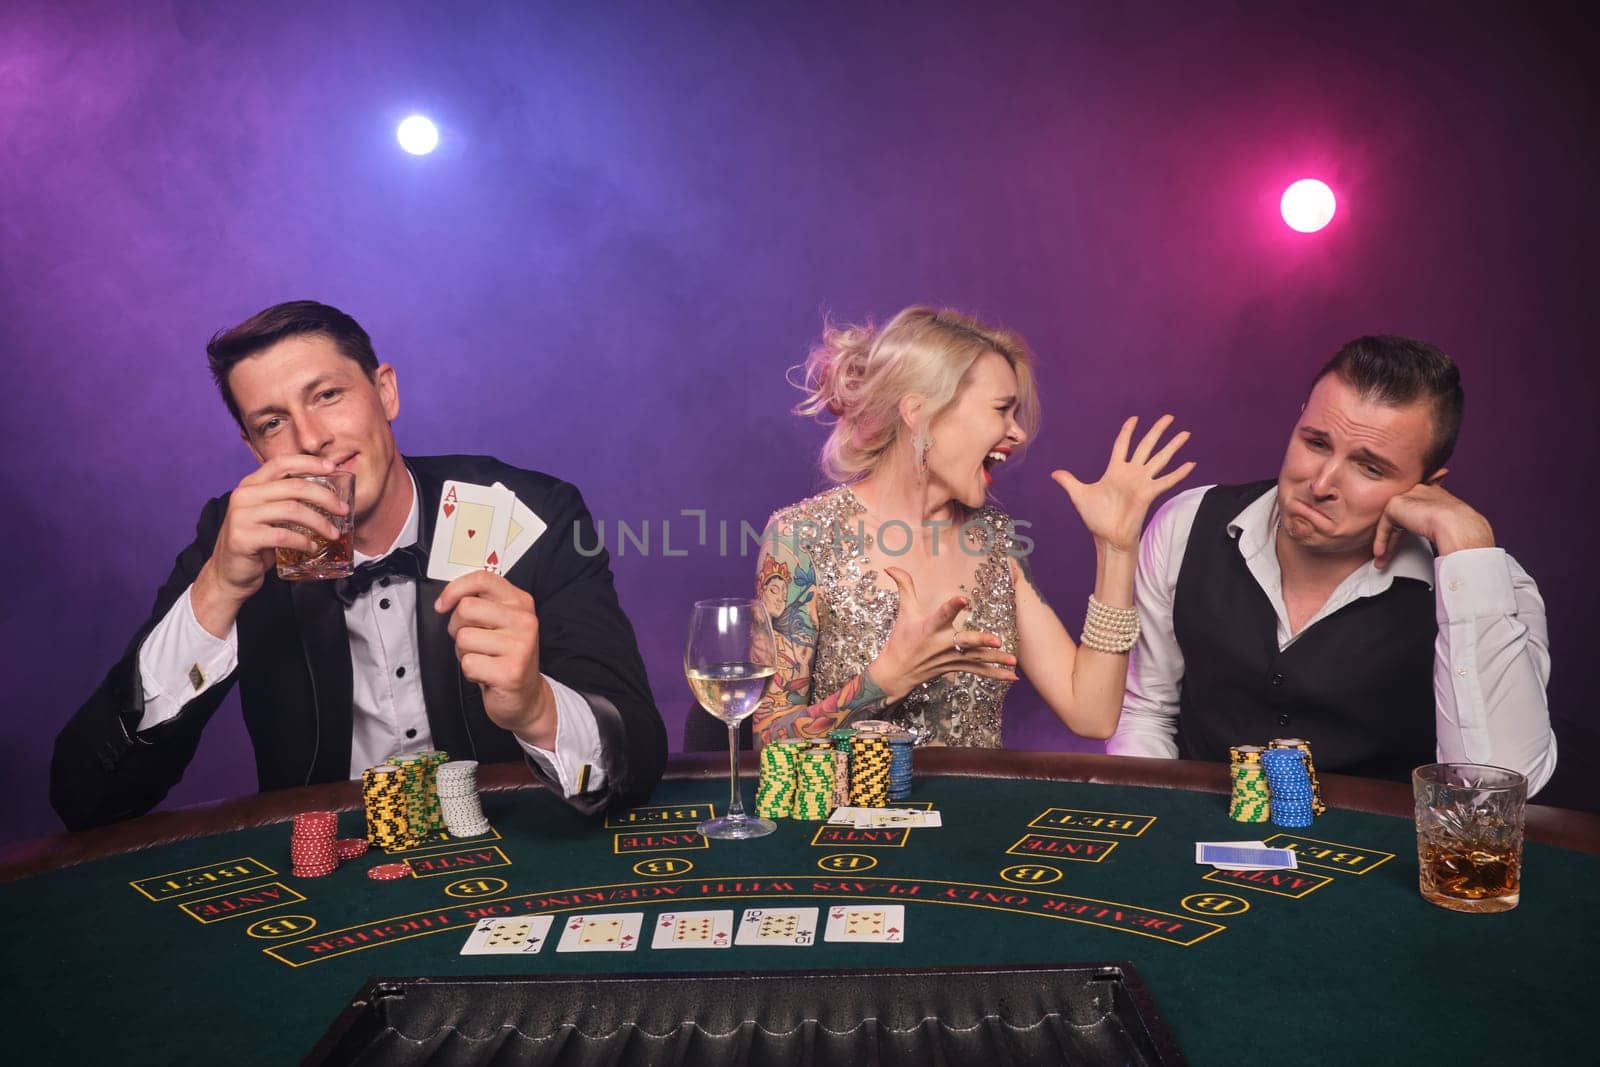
left=915, top=432, right=933, bottom=474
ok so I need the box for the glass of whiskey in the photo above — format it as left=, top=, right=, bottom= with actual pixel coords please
left=1413, top=763, right=1526, bottom=913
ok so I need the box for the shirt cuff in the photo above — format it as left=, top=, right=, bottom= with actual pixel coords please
left=135, top=586, right=239, bottom=733
left=514, top=675, right=607, bottom=797
left=1435, top=548, right=1518, bottom=623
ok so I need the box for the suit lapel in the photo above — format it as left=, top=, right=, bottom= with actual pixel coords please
left=410, top=458, right=477, bottom=760
left=288, top=578, right=354, bottom=782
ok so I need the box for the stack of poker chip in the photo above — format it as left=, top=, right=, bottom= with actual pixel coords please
left=1228, top=745, right=1271, bottom=824
left=886, top=731, right=915, bottom=801
left=1270, top=738, right=1326, bottom=815
left=827, top=728, right=855, bottom=808
left=1261, top=747, right=1316, bottom=828
left=794, top=748, right=837, bottom=820
left=290, top=811, right=340, bottom=877
left=362, top=764, right=414, bottom=852
left=389, top=752, right=441, bottom=840
left=848, top=732, right=892, bottom=807
left=418, top=749, right=452, bottom=833
left=436, top=759, right=491, bottom=837
left=756, top=740, right=800, bottom=819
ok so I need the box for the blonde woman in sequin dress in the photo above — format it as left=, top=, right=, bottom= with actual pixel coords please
left=752, top=307, right=1193, bottom=746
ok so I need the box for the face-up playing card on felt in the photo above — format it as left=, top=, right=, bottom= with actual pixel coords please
left=556, top=912, right=642, bottom=953
left=824, top=904, right=905, bottom=943
left=858, top=810, right=941, bottom=829
left=428, top=480, right=514, bottom=581
left=650, top=910, right=734, bottom=950
left=733, top=907, right=818, bottom=947
left=492, top=482, right=546, bottom=572
left=459, top=915, right=554, bottom=955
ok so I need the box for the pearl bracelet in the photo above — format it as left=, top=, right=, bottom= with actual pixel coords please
left=1080, top=594, right=1140, bottom=654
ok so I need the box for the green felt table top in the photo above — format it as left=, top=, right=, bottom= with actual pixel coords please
left=3, top=774, right=1594, bottom=1065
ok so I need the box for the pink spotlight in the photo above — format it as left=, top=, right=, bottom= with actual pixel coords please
left=1281, top=178, right=1336, bottom=233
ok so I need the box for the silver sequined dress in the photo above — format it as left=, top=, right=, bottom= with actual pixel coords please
left=767, top=486, right=1020, bottom=747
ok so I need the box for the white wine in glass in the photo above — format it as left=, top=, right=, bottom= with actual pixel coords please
left=685, top=598, right=778, bottom=839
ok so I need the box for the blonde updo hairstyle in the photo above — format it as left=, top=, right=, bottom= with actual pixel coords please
left=795, top=306, right=1041, bottom=484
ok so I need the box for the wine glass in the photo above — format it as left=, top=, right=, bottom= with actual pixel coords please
left=685, top=597, right=778, bottom=839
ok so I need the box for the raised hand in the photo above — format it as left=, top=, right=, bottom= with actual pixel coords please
left=870, top=566, right=1019, bottom=703
left=1051, top=415, right=1195, bottom=553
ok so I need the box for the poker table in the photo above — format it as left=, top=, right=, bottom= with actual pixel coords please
left=3, top=750, right=1597, bottom=1065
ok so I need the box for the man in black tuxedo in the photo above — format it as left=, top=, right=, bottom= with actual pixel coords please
left=51, top=301, right=666, bottom=830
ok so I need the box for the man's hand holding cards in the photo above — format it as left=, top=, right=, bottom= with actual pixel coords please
left=430, top=481, right=556, bottom=745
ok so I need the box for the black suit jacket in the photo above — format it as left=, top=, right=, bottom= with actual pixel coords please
left=51, top=455, right=666, bottom=830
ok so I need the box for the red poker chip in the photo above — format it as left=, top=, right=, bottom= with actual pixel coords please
left=367, top=863, right=412, bottom=881
left=293, top=864, right=338, bottom=877
left=336, top=838, right=370, bottom=859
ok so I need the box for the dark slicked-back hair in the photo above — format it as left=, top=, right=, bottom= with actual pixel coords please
left=206, top=301, right=379, bottom=429
left=1311, top=335, right=1464, bottom=476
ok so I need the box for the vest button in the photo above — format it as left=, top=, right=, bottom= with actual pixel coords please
left=405, top=728, right=418, bottom=740
left=379, top=598, right=391, bottom=610
left=1270, top=673, right=1285, bottom=687
left=1278, top=713, right=1290, bottom=726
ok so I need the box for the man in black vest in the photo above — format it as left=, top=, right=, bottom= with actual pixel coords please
left=1108, top=335, right=1556, bottom=793
left=51, top=301, right=666, bottom=830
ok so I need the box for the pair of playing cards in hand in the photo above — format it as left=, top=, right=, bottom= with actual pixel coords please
left=459, top=905, right=906, bottom=955
left=426, top=480, right=546, bottom=582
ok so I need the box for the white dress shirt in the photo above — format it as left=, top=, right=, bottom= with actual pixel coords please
left=1108, top=484, right=1557, bottom=795
left=135, top=473, right=606, bottom=795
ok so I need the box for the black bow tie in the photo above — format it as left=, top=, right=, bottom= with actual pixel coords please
left=334, top=544, right=429, bottom=607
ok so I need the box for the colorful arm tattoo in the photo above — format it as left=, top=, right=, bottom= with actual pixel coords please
left=752, top=529, right=890, bottom=743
